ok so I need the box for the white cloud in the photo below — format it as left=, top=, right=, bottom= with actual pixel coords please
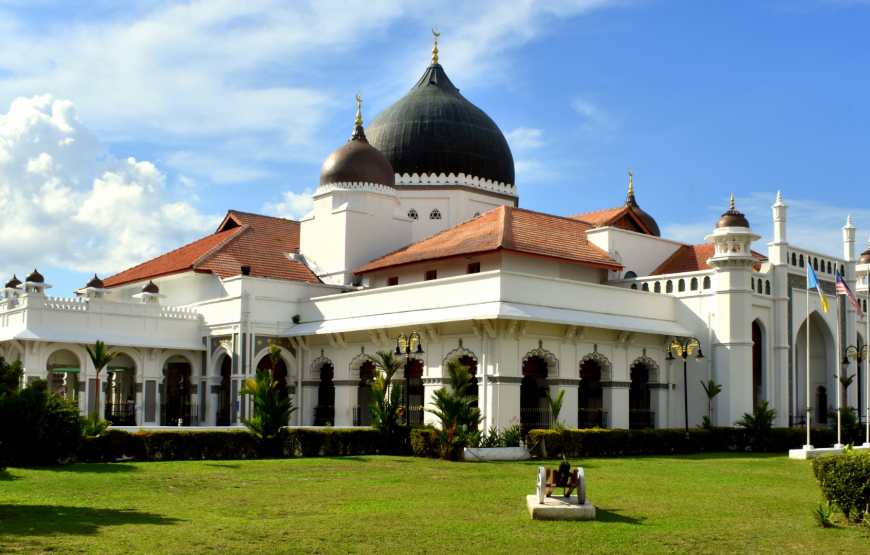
left=262, top=189, right=315, bottom=221
left=506, top=127, right=544, bottom=149
left=661, top=191, right=870, bottom=259
left=0, top=94, right=220, bottom=281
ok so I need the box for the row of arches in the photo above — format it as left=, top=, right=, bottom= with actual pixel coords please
left=788, top=252, right=844, bottom=277
left=751, top=277, right=772, bottom=296
left=631, top=276, right=712, bottom=292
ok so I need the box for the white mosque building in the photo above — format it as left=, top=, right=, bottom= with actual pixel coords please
left=2, top=44, right=868, bottom=436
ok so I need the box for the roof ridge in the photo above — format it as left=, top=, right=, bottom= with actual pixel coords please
left=192, top=225, right=249, bottom=268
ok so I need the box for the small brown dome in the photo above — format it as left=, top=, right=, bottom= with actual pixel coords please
left=26, top=269, right=44, bottom=283
left=5, top=275, right=21, bottom=289
left=716, top=195, right=750, bottom=229
left=86, top=274, right=104, bottom=288
left=859, top=240, right=870, bottom=265
left=142, top=280, right=160, bottom=294
left=625, top=194, right=661, bottom=237
left=319, top=125, right=395, bottom=188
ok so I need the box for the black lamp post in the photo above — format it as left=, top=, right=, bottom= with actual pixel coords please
left=395, top=331, right=424, bottom=422
left=666, top=337, right=704, bottom=439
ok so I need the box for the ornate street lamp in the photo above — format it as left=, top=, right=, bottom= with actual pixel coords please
left=843, top=344, right=869, bottom=444
left=395, top=332, right=424, bottom=422
left=666, top=337, right=705, bottom=439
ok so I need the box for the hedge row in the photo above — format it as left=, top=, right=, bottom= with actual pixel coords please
left=80, top=428, right=408, bottom=463
left=410, top=429, right=441, bottom=458
left=525, top=427, right=839, bottom=458
left=812, top=449, right=870, bottom=522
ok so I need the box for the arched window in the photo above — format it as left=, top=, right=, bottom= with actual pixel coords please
left=407, top=209, right=418, bottom=220
left=820, top=259, right=825, bottom=272
left=827, top=261, right=832, bottom=274
left=799, top=254, right=804, bottom=268
left=703, top=276, right=711, bottom=289
left=631, top=284, right=638, bottom=290
left=654, top=282, right=661, bottom=293
left=430, top=209, right=441, bottom=220
left=765, top=280, right=771, bottom=295
left=752, top=278, right=755, bottom=290
left=624, top=271, right=638, bottom=280
left=813, top=258, right=818, bottom=271
left=666, top=280, right=673, bottom=293
left=840, top=264, right=845, bottom=276
left=757, top=279, right=763, bottom=294
left=642, top=283, right=650, bottom=292
left=791, top=253, right=797, bottom=266
left=690, top=277, right=698, bottom=291
left=678, top=279, right=685, bottom=292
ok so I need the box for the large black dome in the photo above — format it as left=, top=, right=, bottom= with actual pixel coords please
left=366, top=64, right=515, bottom=187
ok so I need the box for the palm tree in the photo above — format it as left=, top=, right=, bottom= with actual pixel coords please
left=268, top=344, right=282, bottom=381
left=239, top=367, right=298, bottom=455
left=425, top=361, right=481, bottom=460
left=85, top=340, right=121, bottom=416
left=701, top=380, right=722, bottom=420
left=545, top=389, right=565, bottom=430
left=367, top=350, right=402, bottom=388
left=734, top=400, right=777, bottom=452
left=838, top=373, right=855, bottom=407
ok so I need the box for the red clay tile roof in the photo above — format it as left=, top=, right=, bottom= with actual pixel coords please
left=568, top=205, right=653, bottom=235
left=353, top=206, right=622, bottom=274
left=103, top=211, right=319, bottom=288
left=651, top=244, right=766, bottom=275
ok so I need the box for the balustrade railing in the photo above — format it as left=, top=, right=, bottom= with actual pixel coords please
left=520, top=407, right=552, bottom=434
left=399, top=406, right=425, bottom=426
left=160, top=403, right=198, bottom=426
left=578, top=408, right=607, bottom=429
left=629, top=409, right=655, bottom=430
left=313, top=405, right=335, bottom=426
left=105, top=403, right=136, bottom=426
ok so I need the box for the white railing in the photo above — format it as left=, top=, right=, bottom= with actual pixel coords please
left=612, top=271, right=715, bottom=296
left=45, top=296, right=89, bottom=310
left=785, top=247, right=844, bottom=278
left=159, top=306, right=201, bottom=320
left=395, top=171, right=518, bottom=197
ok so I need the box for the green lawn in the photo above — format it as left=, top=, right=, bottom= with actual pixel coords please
left=0, top=453, right=866, bottom=554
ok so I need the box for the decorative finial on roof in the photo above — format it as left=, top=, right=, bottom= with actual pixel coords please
left=776, top=190, right=782, bottom=203
left=730, top=193, right=735, bottom=211
left=349, top=92, right=368, bottom=142
left=431, top=25, right=440, bottom=64
left=355, top=92, right=363, bottom=127
left=628, top=169, right=634, bottom=195
left=846, top=215, right=853, bottom=226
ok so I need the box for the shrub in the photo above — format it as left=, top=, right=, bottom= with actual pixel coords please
left=426, top=361, right=481, bottom=460
left=812, top=501, right=834, bottom=528
left=734, top=400, right=777, bottom=452
left=410, top=429, right=441, bottom=458
left=812, top=449, right=870, bottom=522
left=825, top=406, right=861, bottom=445
left=239, top=366, right=298, bottom=456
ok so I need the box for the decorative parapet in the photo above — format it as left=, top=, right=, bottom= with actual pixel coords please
left=612, top=271, right=715, bottom=296
left=1, top=294, right=202, bottom=321
left=394, top=172, right=518, bottom=197
left=45, top=296, right=89, bottom=311
left=314, top=182, right=397, bottom=196
left=160, top=306, right=202, bottom=320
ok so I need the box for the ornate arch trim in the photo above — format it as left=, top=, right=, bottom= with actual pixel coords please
left=443, top=339, right=478, bottom=366
left=522, top=340, right=559, bottom=373
left=630, top=350, right=660, bottom=382
left=309, top=349, right=333, bottom=378
left=252, top=345, right=296, bottom=380
left=348, top=346, right=371, bottom=379
left=580, top=346, right=612, bottom=381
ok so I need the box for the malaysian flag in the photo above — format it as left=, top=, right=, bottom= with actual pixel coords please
left=835, top=270, right=865, bottom=320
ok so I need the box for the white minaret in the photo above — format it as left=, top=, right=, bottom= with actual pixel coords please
left=769, top=192, right=790, bottom=424
left=843, top=215, right=856, bottom=264
left=769, top=191, right=788, bottom=266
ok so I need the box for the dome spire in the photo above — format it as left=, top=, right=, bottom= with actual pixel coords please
left=730, top=193, right=735, bottom=211
left=349, top=92, right=368, bottom=143
left=431, top=25, right=440, bottom=64
left=628, top=169, right=634, bottom=195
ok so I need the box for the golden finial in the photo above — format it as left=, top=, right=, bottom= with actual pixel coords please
left=628, top=169, right=634, bottom=195
left=355, top=92, right=363, bottom=126
left=730, top=193, right=735, bottom=211
left=432, top=25, right=440, bottom=64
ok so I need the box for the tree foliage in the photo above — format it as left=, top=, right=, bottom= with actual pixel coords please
left=425, top=361, right=481, bottom=460
left=733, top=400, right=777, bottom=452
left=701, top=380, right=722, bottom=419
left=239, top=368, right=298, bottom=455
left=84, top=340, right=121, bottom=416
left=366, top=351, right=405, bottom=453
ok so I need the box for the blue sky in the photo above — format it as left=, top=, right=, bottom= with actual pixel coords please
left=0, top=0, right=868, bottom=295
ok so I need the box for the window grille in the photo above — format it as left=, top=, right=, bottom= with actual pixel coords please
left=430, top=209, right=441, bottom=220
left=407, top=209, right=418, bottom=220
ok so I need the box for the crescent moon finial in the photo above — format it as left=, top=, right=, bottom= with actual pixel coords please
left=354, top=92, right=363, bottom=127
left=431, top=25, right=440, bottom=64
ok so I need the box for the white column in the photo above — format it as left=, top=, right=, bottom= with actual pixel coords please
left=333, top=381, right=356, bottom=426
left=549, top=379, right=580, bottom=428
left=603, top=384, right=629, bottom=429
left=302, top=381, right=319, bottom=426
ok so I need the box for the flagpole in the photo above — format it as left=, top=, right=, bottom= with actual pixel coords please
left=866, top=285, right=870, bottom=447
left=806, top=268, right=812, bottom=450
left=836, top=293, right=843, bottom=448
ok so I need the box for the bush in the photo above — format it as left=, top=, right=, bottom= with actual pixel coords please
left=525, top=427, right=838, bottom=458
left=812, top=449, right=870, bottom=523
left=410, top=429, right=440, bottom=458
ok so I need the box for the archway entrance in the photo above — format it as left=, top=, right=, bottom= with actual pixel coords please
left=795, top=312, right=834, bottom=425
left=629, top=363, right=653, bottom=429
left=45, top=349, right=80, bottom=403
left=752, top=321, right=763, bottom=407
left=314, top=363, right=335, bottom=426
left=162, top=356, right=196, bottom=426
left=578, top=360, right=605, bottom=428
left=106, top=353, right=136, bottom=426
left=355, top=360, right=375, bottom=426
left=257, top=354, right=288, bottom=402
left=520, top=356, right=550, bottom=433
left=217, top=354, right=232, bottom=426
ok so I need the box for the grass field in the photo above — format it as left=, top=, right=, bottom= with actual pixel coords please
left=0, top=453, right=866, bottom=554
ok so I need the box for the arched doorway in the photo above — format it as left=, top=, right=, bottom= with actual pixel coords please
left=752, top=321, right=763, bottom=408
left=314, top=362, right=335, bottom=426
left=629, top=363, right=653, bottom=429
left=216, top=354, right=232, bottom=426
left=578, top=360, right=605, bottom=428
left=162, top=355, right=196, bottom=426
left=520, top=356, right=550, bottom=433
left=795, top=311, right=834, bottom=425
left=256, top=354, right=288, bottom=402
left=355, top=360, right=375, bottom=426
left=105, top=353, right=137, bottom=426
left=45, top=348, right=81, bottom=403
left=403, top=358, right=424, bottom=425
